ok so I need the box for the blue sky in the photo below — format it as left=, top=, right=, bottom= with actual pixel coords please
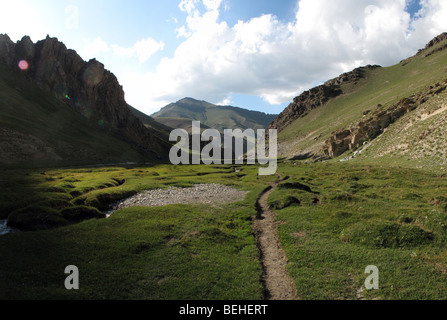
left=1, top=0, right=446, bottom=116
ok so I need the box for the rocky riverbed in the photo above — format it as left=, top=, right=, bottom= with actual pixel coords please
left=105, top=184, right=249, bottom=216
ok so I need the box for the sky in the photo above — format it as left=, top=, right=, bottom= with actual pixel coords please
left=0, top=0, right=447, bottom=116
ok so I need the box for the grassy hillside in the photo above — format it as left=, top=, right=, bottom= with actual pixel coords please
left=127, top=104, right=173, bottom=138
left=277, top=37, right=447, bottom=164
left=153, top=97, right=277, bottom=132
left=0, top=63, right=155, bottom=167
left=152, top=116, right=211, bottom=134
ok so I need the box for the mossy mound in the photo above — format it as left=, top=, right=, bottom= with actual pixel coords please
left=61, top=206, right=105, bottom=224
left=341, top=221, right=435, bottom=248
left=7, top=205, right=68, bottom=231
left=7, top=205, right=105, bottom=231
left=269, top=195, right=301, bottom=210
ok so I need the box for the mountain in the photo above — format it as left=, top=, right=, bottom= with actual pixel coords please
left=127, top=104, right=173, bottom=139
left=0, top=63, right=147, bottom=167
left=270, top=32, right=447, bottom=166
left=152, top=97, right=277, bottom=133
left=0, top=34, right=171, bottom=166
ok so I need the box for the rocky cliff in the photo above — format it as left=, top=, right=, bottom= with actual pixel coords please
left=0, top=34, right=170, bottom=160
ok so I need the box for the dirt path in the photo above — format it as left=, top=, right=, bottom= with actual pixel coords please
left=253, top=176, right=299, bottom=300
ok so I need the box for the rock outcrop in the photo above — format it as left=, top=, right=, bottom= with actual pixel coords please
left=0, top=34, right=171, bottom=160
left=421, top=32, right=447, bottom=51
left=420, top=32, right=447, bottom=57
left=322, top=80, right=447, bottom=158
left=268, top=65, right=381, bottom=134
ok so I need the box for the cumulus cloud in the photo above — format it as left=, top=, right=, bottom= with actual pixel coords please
left=410, top=0, right=447, bottom=44
left=82, top=36, right=164, bottom=64
left=81, top=37, right=110, bottom=58
left=0, top=0, right=47, bottom=42
left=120, top=0, right=447, bottom=115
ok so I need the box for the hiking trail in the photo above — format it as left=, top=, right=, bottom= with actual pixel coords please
left=253, top=175, right=298, bottom=300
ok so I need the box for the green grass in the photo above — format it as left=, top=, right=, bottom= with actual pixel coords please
left=273, top=161, right=447, bottom=300
left=0, top=203, right=264, bottom=300
left=0, top=164, right=267, bottom=299
left=1, top=161, right=447, bottom=300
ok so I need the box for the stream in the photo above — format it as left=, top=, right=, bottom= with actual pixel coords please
left=0, top=219, right=19, bottom=236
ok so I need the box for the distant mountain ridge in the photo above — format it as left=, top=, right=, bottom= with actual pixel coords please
left=0, top=34, right=171, bottom=164
left=152, top=97, right=277, bottom=133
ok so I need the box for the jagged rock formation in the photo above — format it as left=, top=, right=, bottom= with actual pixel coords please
left=0, top=34, right=170, bottom=160
left=267, top=65, right=381, bottom=134
left=322, top=80, right=447, bottom=158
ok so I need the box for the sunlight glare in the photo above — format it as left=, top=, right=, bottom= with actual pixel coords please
left=18, top=60, right=29, bottom=70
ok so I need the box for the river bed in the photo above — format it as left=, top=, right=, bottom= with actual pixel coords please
left=105, top=184, right=249, bottom=217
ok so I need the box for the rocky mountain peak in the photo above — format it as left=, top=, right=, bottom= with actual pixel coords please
left=0, top=34, right=170, bottom=160
left=423, top=32, right=447, bottom=50
left=324, top=65, right=381, bottom=87
left=0, top=34, right=15, bottom=65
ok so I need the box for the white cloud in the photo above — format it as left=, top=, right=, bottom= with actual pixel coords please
left=82, top=37, right=110, bottom=58
left=216, top=96, right=231, bottom=106
left=0, top=0, right=47, bottom=42
left=410, top=0, right=447, bottom=45
left=81, top=36, right=164, bottom=64
left=179, top=0, right=200, bottom=14
left=119, top=0, right=447, bottom=115
left=203, top=0, right=223, bottom=12
left=176, top=25, right=191, bottom=38
left=124, top=38, right=165, bottom=64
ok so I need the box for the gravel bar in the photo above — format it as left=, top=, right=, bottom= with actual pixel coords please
left=106, top=184, right=249, bottom=216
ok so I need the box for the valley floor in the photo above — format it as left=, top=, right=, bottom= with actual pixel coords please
left=1, top=161, right=447, bottom=300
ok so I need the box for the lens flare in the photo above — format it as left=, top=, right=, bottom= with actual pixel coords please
left=18, top=60, right=29, bottom=71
